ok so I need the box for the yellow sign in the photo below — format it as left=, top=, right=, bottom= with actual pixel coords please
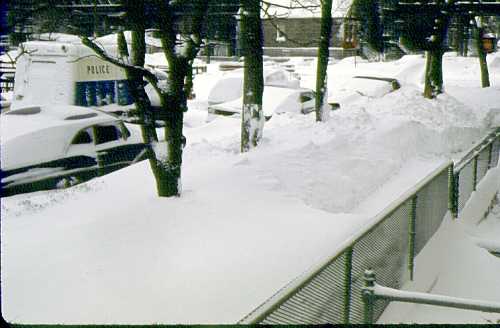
left=75, top=55, right=127, bottom=82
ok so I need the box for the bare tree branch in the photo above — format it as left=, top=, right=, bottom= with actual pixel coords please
left=80, top=36, right=158, bottom=84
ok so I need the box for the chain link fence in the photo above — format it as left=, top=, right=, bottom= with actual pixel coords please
left=452, top=129, right=500, bottom=218
left=240, top=128, right=500, bottom=325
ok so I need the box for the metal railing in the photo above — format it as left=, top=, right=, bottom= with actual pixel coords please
left=240, top=128, right=500, bottom=324
left=451, top=128, right=500, bottom=217
left=362, top=270, right=500, bottom=324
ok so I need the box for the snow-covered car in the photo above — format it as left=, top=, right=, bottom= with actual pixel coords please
left=1, top=105, right=146, bottom=196
left=328, top=75, right=400, bottom=107
left=207, top=68, right=301, bottom=105
left=208, top=86, right=315, bottom=119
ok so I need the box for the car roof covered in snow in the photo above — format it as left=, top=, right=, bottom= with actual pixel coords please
left=207, top=68, right=300, bottom=104
left=1, top=105, right=119, bottom=170
left=211, top=86, right=313, bottom=116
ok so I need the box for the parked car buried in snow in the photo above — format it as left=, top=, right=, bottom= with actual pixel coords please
left=1, top=105, right=147, bottom=196
left=208, top=86, right=316, bottom=120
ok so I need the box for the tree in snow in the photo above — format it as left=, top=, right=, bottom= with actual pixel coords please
left=395, top=0, right=500, bottom=96
left=82, top=0, right=210, bottom=197
left=471, top=16, right=490, bottom=88
left=260, top=0, right=352, bottom=123
left=354, top=0, right=500, bottom=98
left=315, top=0, right=333, bottom=122
left=240, top=0, right=265, bottom=152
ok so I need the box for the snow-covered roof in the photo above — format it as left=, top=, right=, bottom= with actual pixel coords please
left=1, top=105, right=118, bottom=170
left=262, top=0, right=352, bottom=19
left=20, top=40, right=118, bottom=58
left=96, top=31, right=162, bottom=48
left=36, top=33, right=82, bottom=43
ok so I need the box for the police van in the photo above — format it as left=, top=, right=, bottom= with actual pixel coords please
left=11, top=39, right=134, bottom=114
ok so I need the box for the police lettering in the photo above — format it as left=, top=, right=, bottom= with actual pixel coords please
left=86, top=64, right=111, bottom=75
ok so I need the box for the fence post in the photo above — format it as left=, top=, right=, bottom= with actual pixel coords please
left=472, top=155, right=478, bottom=191
left=362, top=270, right=376, bottom=324
left=343, top=247, right=353, bottom=324
left=453, top=172, right=460, bottom=218
left=408, top=195, right=417, bottom=280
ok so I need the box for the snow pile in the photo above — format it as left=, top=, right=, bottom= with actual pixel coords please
left=2, top=53, right=500, bottom=324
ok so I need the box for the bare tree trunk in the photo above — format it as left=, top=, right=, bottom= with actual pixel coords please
left=424, top=48, right=445, bottom=98
left=117, top=2, right=165, bottom=191
left=154, top=0, right=209, bottom=196
left=315, top=0, right=333, bottom=122
left=240, top=0, right=264, bottom=153
left=423, top=8, right=450, bottom=99
left=455, top=16, right=468, bottom=57
left=82, top=1, right=209, bottom=197
left=472, top=17, right=490, bottom=88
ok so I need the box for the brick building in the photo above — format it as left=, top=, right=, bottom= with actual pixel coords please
left=260, top=0, right=358, bottom=58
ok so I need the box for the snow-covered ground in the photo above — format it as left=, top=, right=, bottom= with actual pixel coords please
left=1, top=52, right=500, bottom=323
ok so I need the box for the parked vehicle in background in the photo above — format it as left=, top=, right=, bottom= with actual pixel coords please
left=1, top=105, right=146, bottom=196
left=207, top=68, right=301, bottom=105
left=11, top=40, right=136, bottom=116
left=208, top=86, right=315, bottom=120
left=328, top=75, right=400, bottom=107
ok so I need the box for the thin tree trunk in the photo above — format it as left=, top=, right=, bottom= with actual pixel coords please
left=156, top=59, right=189, bottom=197
left=423, top=7, right=450, bottom=99
left=240, top=0, right=264, bottom=153
left=424, top=49, right=444, bottom=98
left=117, top=6, right=162, bottom=188
left=472, top=18, right=490, bottom=88
left=455, top=16, right=468, bottom=56
left=153, top=0, right=209, bottom=196
left=423, top=50, right=432, bottom=98
left=315, top=0, right=333, bottom=122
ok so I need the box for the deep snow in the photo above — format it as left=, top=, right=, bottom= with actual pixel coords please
left=1, top=52, right=500, bottom=323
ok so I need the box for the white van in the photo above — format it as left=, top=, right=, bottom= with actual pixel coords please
left=12, top=40, right=134, bottom=114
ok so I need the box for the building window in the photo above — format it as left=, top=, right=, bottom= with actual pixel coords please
left=276, top=24, right=286, bottom=42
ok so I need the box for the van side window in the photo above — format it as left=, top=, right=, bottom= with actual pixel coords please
left=74, top=80, right=133, bottom=107
left=95, top=125, right=121, bottom=145
left=71, top=129, right=93, bottom=144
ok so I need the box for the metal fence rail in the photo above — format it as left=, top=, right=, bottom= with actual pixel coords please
left=240, top=128, right=500, bottom=325
left=452, top=128, right=500, bottom=218
left=362, top=270, right=500, bottom=324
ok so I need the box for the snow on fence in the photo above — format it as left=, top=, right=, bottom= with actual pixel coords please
left=240, top=128, right=500, bottom=324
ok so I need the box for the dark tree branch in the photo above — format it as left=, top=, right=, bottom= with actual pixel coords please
left=80, top=36, right=158, bottom=84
